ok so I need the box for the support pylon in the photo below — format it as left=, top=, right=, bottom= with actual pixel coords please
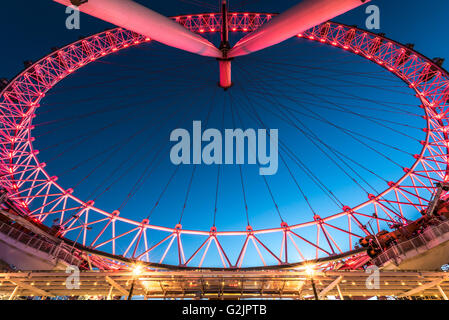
left=218, top=0, right=232, bottom=89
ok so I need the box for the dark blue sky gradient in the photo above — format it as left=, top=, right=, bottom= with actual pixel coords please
left=2, top=0, right=449, bottom=78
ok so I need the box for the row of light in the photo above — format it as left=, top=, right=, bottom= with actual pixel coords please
left=297, top=32, right=439, bottom=106
left=0, top=279, right=444, bottom=299
left=174, top=13, right=272, bottom=33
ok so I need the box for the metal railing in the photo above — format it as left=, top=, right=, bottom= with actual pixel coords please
left=372, top=219, right=449, bottom=266
left=0, top=221, right=82, bottom=267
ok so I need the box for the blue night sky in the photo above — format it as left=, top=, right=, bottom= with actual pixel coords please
left=1, top=0, right=449, bottom=266
left=2, top=1, right=449, bottom=77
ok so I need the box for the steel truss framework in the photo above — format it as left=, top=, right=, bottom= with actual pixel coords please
left=1, top=13, right=449, bottom=269
left=0, top=270, right=448, bottom=300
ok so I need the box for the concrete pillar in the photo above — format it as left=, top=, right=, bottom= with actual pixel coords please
left=336, top=284, right=344, bottom=300
left=437, top=285, right=448, bottom=300
left=8, top=286, right=19, bottom=300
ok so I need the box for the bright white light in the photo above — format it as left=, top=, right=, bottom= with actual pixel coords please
left=304, top=265, right=315, bottom=276
left=132, top=265, right=143, bottom=276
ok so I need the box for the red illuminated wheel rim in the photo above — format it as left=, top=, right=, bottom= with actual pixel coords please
left=1, top=13, right=448, bottom=269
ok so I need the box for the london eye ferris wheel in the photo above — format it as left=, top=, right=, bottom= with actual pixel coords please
left=1, top=0, right=449, bottom=270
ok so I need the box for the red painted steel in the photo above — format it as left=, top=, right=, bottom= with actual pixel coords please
left=53, top=0, right=221, bottom=57
left=1, top=13, right=448, bottom=269
left=229, top=0, right=370, bottom=57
